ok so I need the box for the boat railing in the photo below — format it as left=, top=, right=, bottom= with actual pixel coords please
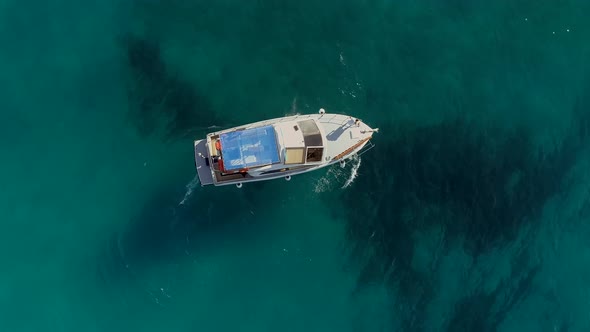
left=227, top=113, right=340, bottom=131
left=215, top=113, right=347, bottom=137
left=357, top=140, right=375, bottom=157
left=257, top=113, right=339, bottom=126
left=282, top=113, right=345, bottom=125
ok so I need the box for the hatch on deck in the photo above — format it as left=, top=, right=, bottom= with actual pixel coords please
left=298, top=119, right=323, bottom=146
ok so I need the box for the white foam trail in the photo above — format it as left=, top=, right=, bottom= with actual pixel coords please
left=314, top=165, right=343, bottom=193
left=179, top=175, right=200, bottom=205
left=313, top=172, right=333, bottom=193
left=313, top=154, right=362, bottom=193
left=342, top=155, right=361, bottom=189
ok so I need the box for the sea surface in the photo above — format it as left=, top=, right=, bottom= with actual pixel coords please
left=1, top=1, right=589, bottom=331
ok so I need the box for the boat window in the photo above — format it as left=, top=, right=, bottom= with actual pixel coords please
left=298, top=119, right=323, bottom=147
left=285, top=148, right=305, bottom=164
left=306, top=147, right=323, bottom=162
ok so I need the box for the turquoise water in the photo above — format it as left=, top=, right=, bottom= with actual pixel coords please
left=1, top=1, right=589, bottom=331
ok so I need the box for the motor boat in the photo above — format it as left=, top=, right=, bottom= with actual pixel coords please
left=193, top=109, right=378, bottom=187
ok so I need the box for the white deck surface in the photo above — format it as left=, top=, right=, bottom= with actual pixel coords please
left=317, top=114, right=374, bottom=160
left=274, top=121, right=305, bottom=148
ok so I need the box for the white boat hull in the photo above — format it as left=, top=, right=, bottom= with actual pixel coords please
left=193, top=112, right=377, bottom=187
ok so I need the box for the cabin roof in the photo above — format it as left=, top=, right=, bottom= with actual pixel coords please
left=298, top=119, right=323, bottom=147
left=219, top=125, right=280, bottom=170
left=275, top=121, right=305, bottom=148
left=275, top=119, right=323, bottom=149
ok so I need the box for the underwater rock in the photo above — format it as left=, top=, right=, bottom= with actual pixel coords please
left=122, top=34, right=216, bottom=140
left=95, top=177, right=285, bottom=288
left=446, top=257, right=540, bottom=332
left=339, top=104, right=589, bottom=330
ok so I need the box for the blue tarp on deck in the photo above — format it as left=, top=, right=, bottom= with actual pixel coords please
left=219, top=125, right=280, bottom=171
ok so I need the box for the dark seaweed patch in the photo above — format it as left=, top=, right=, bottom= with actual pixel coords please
left=340, top=103, right=589, bottom=330
left=101, top=185, right=239, bottom=270
left=122, top=34, right=217, bottom=140
left=446, top=253, right=540, bottom=332
left=95, top=177, right=292, bottom=289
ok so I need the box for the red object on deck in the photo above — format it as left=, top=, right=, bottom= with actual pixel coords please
left=215, top=140, right=221, bottom=151
left=218, top=159, right=225, bottom=172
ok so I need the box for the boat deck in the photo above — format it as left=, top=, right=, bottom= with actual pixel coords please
left=212, top=162, right=252, bottom=183
left=317, top=114, right=374, bottom=160
left=194, top=139, right=214, bottom=186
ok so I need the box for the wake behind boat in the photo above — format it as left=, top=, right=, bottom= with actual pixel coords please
left=193, top=109, right=378, bottom=187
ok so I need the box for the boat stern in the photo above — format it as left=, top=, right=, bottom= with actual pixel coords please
left=194, top=139, right=215, bottom=186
